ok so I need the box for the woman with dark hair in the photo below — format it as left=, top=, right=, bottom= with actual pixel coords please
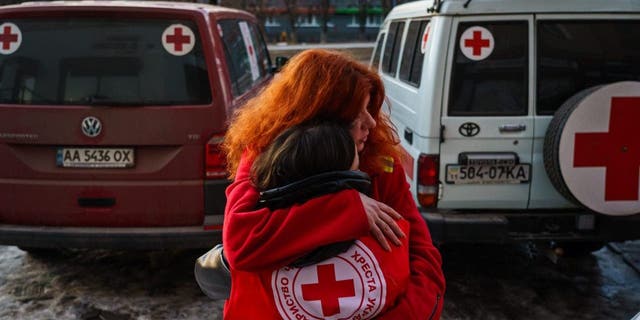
left=251, top=121, right=359, bottom=191
left=222, top=49, right=445, bottom=319
left=247, top=121, right=411, bottom=319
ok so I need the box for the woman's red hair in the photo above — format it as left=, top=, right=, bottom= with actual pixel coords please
left=223, top=49, right=400, bottom=179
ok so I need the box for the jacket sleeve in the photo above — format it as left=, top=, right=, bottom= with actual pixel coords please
left=222, top=153, right=370, bottom=272
left=376, top=161, right=446, bottom=320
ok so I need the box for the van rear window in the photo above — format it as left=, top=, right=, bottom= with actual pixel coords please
left=0, top=18, right=211, bottom=106
left=449, top=21, right=528, bottom=116
left=537, top=20, right=640, bottom=115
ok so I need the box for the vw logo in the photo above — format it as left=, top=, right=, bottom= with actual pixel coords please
left=81, top=116, right=102, bottom=138
left=459, top=122, right=480, bottom=137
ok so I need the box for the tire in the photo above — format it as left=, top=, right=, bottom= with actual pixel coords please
left=543, top=85, right=602, bottom=207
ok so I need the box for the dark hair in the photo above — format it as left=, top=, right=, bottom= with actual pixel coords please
left=251, top=121, right=355, bottom=190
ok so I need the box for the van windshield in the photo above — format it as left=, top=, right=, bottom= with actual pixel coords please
left=0, top=18, right=211, bottom=106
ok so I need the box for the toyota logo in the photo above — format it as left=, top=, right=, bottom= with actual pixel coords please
left=459, top=122, right=480, bottom=137
left=81, top=116, right=102, bottom=138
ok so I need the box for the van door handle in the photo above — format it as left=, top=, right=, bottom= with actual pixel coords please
left=78, top=197, right=115, bottom=208
left=499, top=124, right=526, bottom=133
left=404, top=128, right=413, bottom=145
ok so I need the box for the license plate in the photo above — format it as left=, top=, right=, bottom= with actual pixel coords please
left=445, top=164, right=530, bottom=184
left=56, top=147, right=135, bottom=168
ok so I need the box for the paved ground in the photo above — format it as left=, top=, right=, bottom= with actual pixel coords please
left=0, top=241, right=638, bottom=320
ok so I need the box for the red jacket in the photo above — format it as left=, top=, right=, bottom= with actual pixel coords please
left=223, top=154, right=445, bottom=319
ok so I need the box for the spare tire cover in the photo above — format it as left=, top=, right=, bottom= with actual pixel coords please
left=544, top=81, right=640, bottom=216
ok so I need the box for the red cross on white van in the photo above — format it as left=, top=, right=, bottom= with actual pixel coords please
left=459, top=26, right=494, bottom=61
left=558, top=82, right=640, bottom=216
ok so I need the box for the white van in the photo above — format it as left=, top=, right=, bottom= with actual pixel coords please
left=372, top=0, right=640, bottom=252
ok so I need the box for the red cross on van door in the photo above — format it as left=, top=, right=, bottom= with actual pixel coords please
left=301, top=264, right=356, bottom=317
left=459, top=26, right=494, bottom=61
left=557, top=81, right=640, bottom=216
left=0, top=22, right=22, bottom=55
left=162, top=24, right=195, bottom=56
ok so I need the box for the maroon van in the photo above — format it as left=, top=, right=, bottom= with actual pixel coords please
left=0, top=1, right=275, bottom=249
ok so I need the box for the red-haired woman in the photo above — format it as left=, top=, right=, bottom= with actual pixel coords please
left=222, top=49, right=445, bottom=319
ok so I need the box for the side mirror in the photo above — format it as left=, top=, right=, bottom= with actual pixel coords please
left=272, top=56, right=289, bottom=73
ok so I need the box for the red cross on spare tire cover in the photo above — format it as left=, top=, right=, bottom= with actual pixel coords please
left=544, top=81, right=640, bottom=216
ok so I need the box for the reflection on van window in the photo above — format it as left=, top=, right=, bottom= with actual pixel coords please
left=449, top=21, right=528, bottom=116
left=382, top=21, right=404, bottom=77
left=218, top=19, right=270, bottom=97
left=0, top=19, right=211, bottom=106
left=371, top=32, right=385, bottom=70
left=537, top=20, right=640, bottom=115
left=399, top=20, right=428, bottom=87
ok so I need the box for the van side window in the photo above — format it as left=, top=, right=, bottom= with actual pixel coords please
left=247, top=22, right=272, bottom=77
left=371, top=32, right=386, bottom=70
left=537, top=20, right=640, bottom=115
left=218, top=19, right=268, bottom=97
left=381, top=21, right=405, bottom=77
left=449, top=21, right=528, bottom=116
left=399, top=20, right=429, bottom=87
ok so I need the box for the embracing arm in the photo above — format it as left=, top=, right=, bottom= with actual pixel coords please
left=222, top=154, right=370, bottom=271
left=376, top=162, right=446, bottom=320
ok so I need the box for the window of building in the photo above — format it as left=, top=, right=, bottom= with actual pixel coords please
left=537, top=20, right=640, bottom=115
left=381, top=21, right=405, bottom=77
left=399, top=20, right=428, bottom=87
left=449, top=21, right=528, bottom=116
left=347, top=15, right=382, bottom=28
left=265, top=16, right=281, bottom=27
left=297, top=15, right=320, bottom=27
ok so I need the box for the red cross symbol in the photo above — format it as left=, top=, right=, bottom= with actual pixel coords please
left=464, top=30, right=490, bottom=56
left=301, top=264, right=355, bottom=317
left=574, top=97, right=640, bottom=201
left=0, top=25, right=19, bottom=50
left=422, top=28, right=429, bottom=44
left=165, top=27, right=191, bottom=52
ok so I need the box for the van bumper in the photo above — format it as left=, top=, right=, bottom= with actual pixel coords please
left=0, top=222, right=221, bottom=249
left=421, top=209, right=640, bottom=245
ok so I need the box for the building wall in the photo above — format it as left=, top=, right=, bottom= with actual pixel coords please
left=219, top=0, right=409, bottom=43
left=263, top=13, right=383, bottom=43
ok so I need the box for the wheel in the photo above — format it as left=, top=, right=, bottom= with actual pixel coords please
left=543, top=81, right=640, bottom=216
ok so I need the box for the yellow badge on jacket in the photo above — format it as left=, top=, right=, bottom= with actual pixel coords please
left=382, top=156, right=394, bottom=173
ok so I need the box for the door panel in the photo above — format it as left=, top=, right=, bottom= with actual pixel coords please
left=439, top=16, right=533, bottom=209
